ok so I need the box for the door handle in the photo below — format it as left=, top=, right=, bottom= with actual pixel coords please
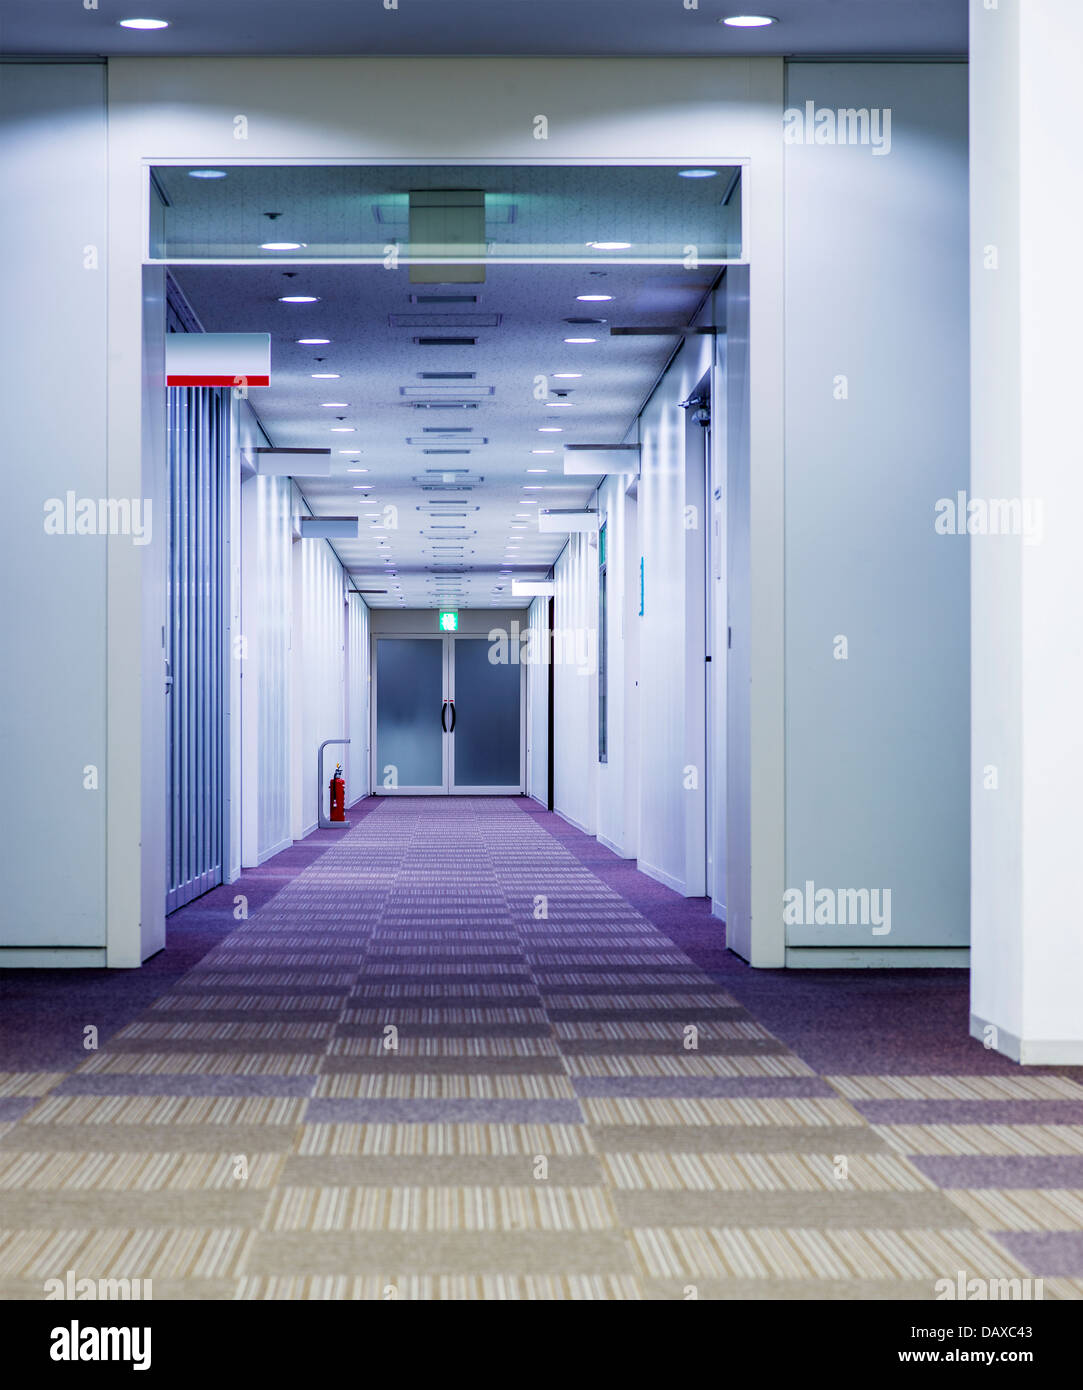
left=441, top=700, right=449, bottom=733
left=448, top=699, right=457, bottom=733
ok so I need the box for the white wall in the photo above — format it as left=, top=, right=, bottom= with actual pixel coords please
left=290, top=491, right=347, bottom=839
left=346, top=592, right=371, bottom=806
left=723, top=270, right=753, bottom=955
left=636, top=332, right=714, bottom=896
left=95, top=52, right=785, bottom=967
left=594, top=474, right=634, bottom=858
left=970, top=0, right=1083, bottom=1062
left=239, top=451, right=294, bottom=867
left=552, top=533, right=598, bottom=833
left=526, top=596, right=549, bottom=806
left=0, top=64, right=109, bottom=963
left=783, top=63, right=970, bottom=964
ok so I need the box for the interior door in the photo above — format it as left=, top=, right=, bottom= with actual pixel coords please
left=450, top=636, right=524, bottom=794
left=372, top=636, right=447, bottom=793
left=372, top=633, right=524, bottom=794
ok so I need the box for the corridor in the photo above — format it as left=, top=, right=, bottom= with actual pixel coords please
left=2, top=800, right=1081, bottom=1301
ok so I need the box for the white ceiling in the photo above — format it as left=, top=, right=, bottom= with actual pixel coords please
left=169, top=166, right=724, bottom=608
left=0, top=1, right=968, bottom=60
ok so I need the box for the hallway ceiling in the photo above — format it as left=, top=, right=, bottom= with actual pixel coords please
left=176, top=259, right=706, bottom=608
left=0, top=1, right=967, bottom=59
left=169, top=164, right=721, bottom=608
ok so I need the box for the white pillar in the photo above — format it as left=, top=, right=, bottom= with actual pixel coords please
left=970, top=0, right=1083, bottom=1063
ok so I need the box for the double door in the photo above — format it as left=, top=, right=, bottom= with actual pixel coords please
left=372, top=634, right=523, bottom=794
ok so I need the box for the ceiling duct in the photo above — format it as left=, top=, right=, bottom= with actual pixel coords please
left=408, top=189, right=486, bottom=284
left=410, top=293, right=481, bottom=305
left=393, top=314, right=500, bottom=329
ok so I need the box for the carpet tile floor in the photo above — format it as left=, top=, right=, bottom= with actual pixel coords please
left=1, top=796, right=1082, bottom=1300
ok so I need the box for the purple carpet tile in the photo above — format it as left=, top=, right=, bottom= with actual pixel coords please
left=992, top=1233, right=1083, bottom=1277
left=912, top=1156, right=1083, bottom=1188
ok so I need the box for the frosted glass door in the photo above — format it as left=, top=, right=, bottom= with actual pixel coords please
left=451, top=638, right=523, bottom=792
left=374, top=637, right=446, bottom=791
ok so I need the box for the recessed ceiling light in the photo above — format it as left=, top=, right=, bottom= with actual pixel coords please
left=721, top=14, right=777, bottom=27
left=586, top=241, right=631, bottom=250
left=346, top=468, right=368, bottom=473
left=519, top=499, right=538, bottom=504
left=538, top=427, right=562, bottom=433
left=352, top=485, right=373, bottom=490
left=552, top=373, right=582, bottom=380
left=297, top=338, right=330, bottom=345
left=526, top=468, right=549, bottom=472
left=545, top=402, right=573, bottom=408
left=118, top=18, right=169, bottom=29
left=564, top=337, right=597, bottom=344
left=311, top=373, right=340, bottom=379
left=576, top=295, right=613, bottom=302
left=679, top=169, right=719, bottom=179
left=523, top=486, right=542, bottom=490
left=261, top=242, right=306, bottom=251
left=331, top=427, right=355, bottom=432
left=279, top=295, right=319, bottom=304
left=320, top=402, right=349, bottom=408
left=188, top=169, right=226, bottom=179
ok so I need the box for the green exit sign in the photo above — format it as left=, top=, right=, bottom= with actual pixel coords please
left=438, top=609, right=459, bottom=632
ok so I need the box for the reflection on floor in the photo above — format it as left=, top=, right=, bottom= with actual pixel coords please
left=2, top=796, right=1082, bottom=1299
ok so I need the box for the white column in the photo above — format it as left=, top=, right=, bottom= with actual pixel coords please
left=970, top=0, right=1083, bottom=1063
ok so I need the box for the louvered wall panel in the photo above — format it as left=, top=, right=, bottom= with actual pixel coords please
left=166, top=386, right=228, bottom=912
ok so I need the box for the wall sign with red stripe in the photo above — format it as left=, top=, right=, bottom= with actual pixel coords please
left=166, top=332, right=271, bottom=388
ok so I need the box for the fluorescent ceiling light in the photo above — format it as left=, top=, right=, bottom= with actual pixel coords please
left=311, top=373, right=340, bottom=379
left=538, top=427, right=562, bottom=433
left=538, top=511, right=601, bottom=534
left=586, top=241, right=631, bottom=250
left=564, top=337, right=597, bottom=344
left=545, top=402, right=573, bottom=408
left=679, top=169, right=719, bottom=178
left=297, top=337, right=330, bottom=344
left=330, top=427, right=355, bottom=432
left=721, top=14, right=777, bottom=26
left=320, top=402, right=349, bottom=408
left=188, top=169, right=226, bottom=179
left=262, top=242, right=306, bottom=251
left=119, top=17, right=169, bottom=29
left=552, top=373, right=582, bottom=379
left=279, top=296, right=319, bottom=304
left=576, top=295, right=613, bottom=302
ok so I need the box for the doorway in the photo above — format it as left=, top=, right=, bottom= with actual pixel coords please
left=372, top=634, right=524, bottom=795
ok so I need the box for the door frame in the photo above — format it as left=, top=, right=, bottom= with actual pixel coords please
left=370, top=631, right=526, bottom=795
left=448, top=633, right=527, bottom=796
left=370, top=633, right=448, bottom=795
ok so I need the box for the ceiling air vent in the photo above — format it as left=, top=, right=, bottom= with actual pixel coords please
left=408, top=189, right=485, bottom=285
left=411, top=293, right=481, bottom=305
left=413, top=336, right=478, bottom=347
left=418, top=372, right=476, bottom=380
left=393, top=314, right=501, bottom=329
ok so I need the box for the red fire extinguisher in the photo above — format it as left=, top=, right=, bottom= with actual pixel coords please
left=329, top=764, right=346, bottom=822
